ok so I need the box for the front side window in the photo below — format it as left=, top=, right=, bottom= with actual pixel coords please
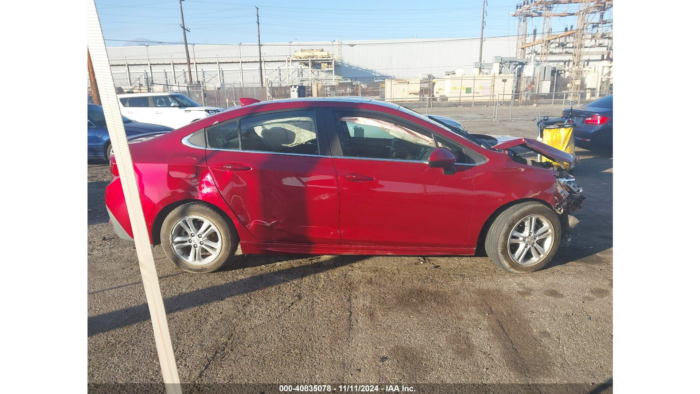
left=240, top=110, right=319, bottom=155
left=335, top=115, right=435, bottom=161
left=153, top=95, right=178, bottom=107
left=435, top=135, right=485, bottom=165
left=207, top=119, right=239, bottom=150
left=88, top=105, right=131, bottom=126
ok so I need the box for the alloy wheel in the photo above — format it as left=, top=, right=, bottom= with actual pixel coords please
left=508, top=214, right=555, bottom=266
left=170, top=215, right=222, bottom=265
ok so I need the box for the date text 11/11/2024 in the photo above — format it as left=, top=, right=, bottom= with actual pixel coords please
left=278, top=384, right=415, bottom=392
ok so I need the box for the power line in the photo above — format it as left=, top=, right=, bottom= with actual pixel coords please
left=104, top=28, right=597, bottom=47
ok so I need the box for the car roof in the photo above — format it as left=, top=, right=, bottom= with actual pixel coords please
left=223, top=97, right=401, bottom=112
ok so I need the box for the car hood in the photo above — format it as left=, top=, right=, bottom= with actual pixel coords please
left=123, top=122, right=173, bottom=135
left=492, top=136, right=574, bottom=166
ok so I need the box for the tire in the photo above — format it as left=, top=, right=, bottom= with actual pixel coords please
left=485, top=201, right=561, bottom=273
left=104, top=143, right=113, bottom=162
left=160, top=203, right=239, bottom=273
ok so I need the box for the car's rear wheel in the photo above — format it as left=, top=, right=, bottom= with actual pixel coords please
left=485, top=201, right=561, bottom=273
left=160, top=203, right=239, bottom=273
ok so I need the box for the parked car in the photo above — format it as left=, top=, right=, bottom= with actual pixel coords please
left=106, top=98, right=584, bottom=274
left=116, top=92, right=223, bottom=129
left=562, top=94, right=613, bottom=151
left=88, top=104, right=173, bottom=161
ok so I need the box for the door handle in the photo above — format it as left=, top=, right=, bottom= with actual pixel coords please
left=220, top=163, right=252, bottom=171
left=155, top=111, right=162, bottom=114
left=344, top=173, right=375, bottom=182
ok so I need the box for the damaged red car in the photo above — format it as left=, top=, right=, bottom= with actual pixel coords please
left=105, top=98, right=584, bottom=274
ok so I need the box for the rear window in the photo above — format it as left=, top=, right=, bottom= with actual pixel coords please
left=588, top=95, right=612, bottom=109
left=127, top=97, right=150, bottom=107
left=207, top=119, right=240, bottom=150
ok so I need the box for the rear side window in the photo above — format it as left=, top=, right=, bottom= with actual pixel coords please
left=127, top=97, right=150, bottom=107
left=207, top=119, right=239, bottom=150
left=119, top=98, right=127, bottom=106
left=240, top=110, right=319, bottom=155
left=588, top=95, right=612, bottom=109
left=334, top=114, right=436, bottom=161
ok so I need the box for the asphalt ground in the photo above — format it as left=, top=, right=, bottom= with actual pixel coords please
left=88, top=104, right=612, bottom=393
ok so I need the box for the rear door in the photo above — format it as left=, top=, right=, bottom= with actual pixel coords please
left=205, top=108, right=340, bottom=244
left=87, top=119, right=101, bottom=157
left=121, top=96, right=154, bottom=124
left=324, top=108, right=476, bottom=248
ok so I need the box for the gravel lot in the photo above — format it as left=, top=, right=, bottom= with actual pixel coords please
left=88, top=104, right=612, bottom=392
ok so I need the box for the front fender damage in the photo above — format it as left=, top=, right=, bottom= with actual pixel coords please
left=552, top=173, right=585, bottom=247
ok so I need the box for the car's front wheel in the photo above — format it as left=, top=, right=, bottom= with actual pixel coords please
left=160, top=203, right=239, bottom=273
left=485, top=201, right=561, bottom=273
left=104, top=143, right=113, bottom=162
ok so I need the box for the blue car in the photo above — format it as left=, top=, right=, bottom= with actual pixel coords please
left=563, top=94, right=613, bottom=151
left=88, top=104, right=173, bottom=161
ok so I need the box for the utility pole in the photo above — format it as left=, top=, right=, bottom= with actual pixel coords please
left=87, top=49, right=101, bottom=105
left=256, top=6, right=264, bottom=90
left=179, top=0, right=193, bottom=85
left=478, top=0, right=487, bottom=74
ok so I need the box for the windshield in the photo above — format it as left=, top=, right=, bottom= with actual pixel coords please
left=397, top=106, right=486, bottom=147
left=88, top=105, right=132, bottom=126
left=171, top=94, right=200, bottom=108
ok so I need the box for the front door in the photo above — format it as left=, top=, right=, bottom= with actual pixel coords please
left=151, top=95, right=183, bottom=129
left=206, top=109, right=340, bottom=244
left=325, top=109, right=475, bottom=248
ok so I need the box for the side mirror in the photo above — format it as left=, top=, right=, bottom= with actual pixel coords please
left=88, top=120, right=96, bottom=128
left=428, top=147, right=457, bottom=175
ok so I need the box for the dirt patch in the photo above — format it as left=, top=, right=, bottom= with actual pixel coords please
left=590, top=288, right=611, bottom=299
left=544, top=289, right=565, bottom=299
left=447, top=332, right=476, bottom=360
left=474, top=289, right=553, bottom=378
left=384, top=287, right=459, bottom=315
left=386, top=345, right=432, bottom=381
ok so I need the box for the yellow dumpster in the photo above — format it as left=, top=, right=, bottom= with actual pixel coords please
left=540, top=125, right=576, bottom=170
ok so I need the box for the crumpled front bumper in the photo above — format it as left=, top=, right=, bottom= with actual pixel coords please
left=107, top=206, right=133, bottom=241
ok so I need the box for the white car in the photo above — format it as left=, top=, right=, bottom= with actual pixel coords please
left=117, top=93, right=223, bottom=129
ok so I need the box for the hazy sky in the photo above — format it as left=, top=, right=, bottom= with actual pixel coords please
left=95, top=0, right=599, bottom=46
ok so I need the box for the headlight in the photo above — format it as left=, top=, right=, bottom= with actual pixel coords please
left=128, top=134, right=163, bottom=144
left=206, top=109, right=219, bottom=115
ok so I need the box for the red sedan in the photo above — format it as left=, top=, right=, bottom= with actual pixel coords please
left=106, top=98, right=584, bottom=274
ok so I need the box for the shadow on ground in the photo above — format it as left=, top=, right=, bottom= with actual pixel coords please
left=88, top=255, right=369, bottom=337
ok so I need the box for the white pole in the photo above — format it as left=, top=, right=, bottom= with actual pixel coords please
left=87, top=2, right=182, bottom=393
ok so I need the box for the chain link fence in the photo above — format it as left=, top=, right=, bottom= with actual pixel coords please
left=89, top=70, right=611, bottom=122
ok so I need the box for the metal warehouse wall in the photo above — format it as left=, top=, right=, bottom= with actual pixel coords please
left=104, top=37, right=518, bottom=87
